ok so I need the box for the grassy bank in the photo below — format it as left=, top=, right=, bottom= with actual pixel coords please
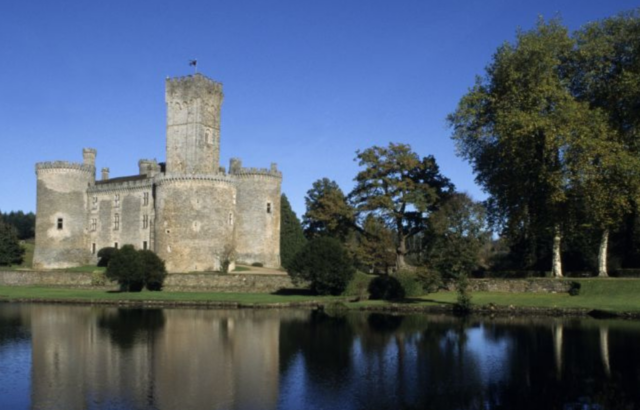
left=1, top=278, right=640, bottom=314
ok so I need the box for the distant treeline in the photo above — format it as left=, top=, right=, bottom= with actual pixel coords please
left=1, top=211, right=35, bottom=240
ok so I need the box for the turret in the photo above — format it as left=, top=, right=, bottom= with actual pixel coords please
left=33, top=149, right=95, bottom=269
left=165, top=74, right=224, bottom=175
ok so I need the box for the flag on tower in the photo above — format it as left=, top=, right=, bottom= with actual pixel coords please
left=189, top=59, right=197, bottom=67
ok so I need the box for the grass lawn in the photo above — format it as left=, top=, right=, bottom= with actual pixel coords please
left=1, top=277, right=640, bottom=314
left=351, top=279, right=640, bottom=313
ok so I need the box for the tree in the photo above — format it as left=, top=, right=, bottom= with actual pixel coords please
left=0, top=221, right=24, bottom=266
left=97, top=247, right=118, bottom=267
left=354, top=215, right=396, bottom=274
left=570, top=12, right=640, bottom=276
left=106, top=245, right=145, bottom=292
left=424, top=193, right=490, bottom=280
left=302, top=178, right=356, bottom=241
left=280, top=194, right=307, bottom=270
left=288, top=237, right=355, bottom=295
left=449, top=18, right=605, bottom=277
left=350, top=143, right=454, bottom=271
left=138, top=250, right=168, bottom=291
left=1, top=211, right=35, bottom=240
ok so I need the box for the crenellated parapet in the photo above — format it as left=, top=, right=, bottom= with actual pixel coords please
left=228, top=158, right=282, bottom=179
left=36, top=161, right=95, bottom=174
left=165, top=74, right=223, bottom=102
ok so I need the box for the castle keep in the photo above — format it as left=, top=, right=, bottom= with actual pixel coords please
left=33, top=74, right=282, bottom=272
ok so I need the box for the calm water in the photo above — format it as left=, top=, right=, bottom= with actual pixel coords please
left=0, top=304, right=639, bottom=410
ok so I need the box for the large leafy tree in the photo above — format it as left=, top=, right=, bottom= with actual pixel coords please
left=349, top=143, right=454, bottom=270
left=0, top=221, right=24, bottom=266
left=354, top=215, right=396, bottom=274
left=449, top=19, right=608, bottom=277
left=280, top=194, right=307, bottom=270
left=302, top=178, right=355, bottom=241
left=570, top=11, right=640, bottom=275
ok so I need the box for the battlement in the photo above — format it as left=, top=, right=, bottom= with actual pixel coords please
left=229, top=158, right=282, bottom=178
left=35, top=161, right=95, bottom=174
left=156, top=173, right=235, bottom=187
left=166, top=74, right=224, bottom=101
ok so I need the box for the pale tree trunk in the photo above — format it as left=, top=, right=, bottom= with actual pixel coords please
left=552, top=224, right=563, bottom=278
left=598, top=228, right=609, bottom=278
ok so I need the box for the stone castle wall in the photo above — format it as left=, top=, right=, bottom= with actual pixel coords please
left=87, top=178, right=154, bottom=258
left=231, top=162, right=282, bottom=268
left=33, top=163, right=95, bottom=269
left=155, top=176, right=237, bottom=273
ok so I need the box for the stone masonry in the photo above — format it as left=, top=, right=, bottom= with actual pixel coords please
left=33, top=74, right=282, bottom=272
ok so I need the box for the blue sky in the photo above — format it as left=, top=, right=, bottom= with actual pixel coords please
left=0, top=0, right=637, bottom=218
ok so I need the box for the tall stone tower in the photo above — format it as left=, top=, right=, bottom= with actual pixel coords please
left=165, top=74, right=224, bottom=175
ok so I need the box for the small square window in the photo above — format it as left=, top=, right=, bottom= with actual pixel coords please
left=57, top=218, right=63, bottom=230
left=266, top=203, right=271, bottom=214
left=92, top=243, right=96, bottom=254
left=143, top=241, right=148, bottom=250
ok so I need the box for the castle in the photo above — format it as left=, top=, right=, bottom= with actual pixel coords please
left=33, top=74, right=282, bottom=273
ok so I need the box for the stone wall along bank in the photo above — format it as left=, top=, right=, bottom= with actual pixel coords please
left=0, top=270, right=295, bottom=293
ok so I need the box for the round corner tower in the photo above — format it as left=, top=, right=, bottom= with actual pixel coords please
left=165, top=74, right=223, bottom=175
left=33, top=149, right=96, bottom=269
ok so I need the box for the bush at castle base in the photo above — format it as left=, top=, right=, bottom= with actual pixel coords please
left=288, top=237, right=355, bottom=295
left=106, top=245, right=145, bottom=292
left=105, top=245, right=168, bottom=292
left=97, top=247, right=118, bottom=267
left=138, top=250, right=168, bottom=291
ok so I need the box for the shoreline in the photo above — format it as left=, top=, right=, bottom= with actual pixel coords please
left=3, top=295, right=640, bottom=320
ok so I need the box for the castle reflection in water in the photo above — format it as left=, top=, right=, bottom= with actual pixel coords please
left=23, top=305, right=301, bottom=410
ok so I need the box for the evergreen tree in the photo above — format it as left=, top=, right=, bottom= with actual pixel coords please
left=302, top=178, right=356, bottom=241
left=280, top=194, right=307, bottom=270
left=0, top=221, right=24, bottom=266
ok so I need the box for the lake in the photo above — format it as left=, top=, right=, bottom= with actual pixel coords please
left=0, top=303, right=639, bottom=409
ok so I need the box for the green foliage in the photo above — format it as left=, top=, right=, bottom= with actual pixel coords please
left=416, top=267, right=444, bottom=293
left=280, top=194, right=307, bottom=270
left=138, top=250, right=168, bottom=291
left=0, top=221, right=24, bottom=266
left=0, top=211, right=35, bottom=240
left=288, top=237, right=355, bottom=295
left=105, top=245, right=168, bottom=292
left=302, top=178, right=355, bottom=241
left=342, top=271, right=374, bottom=299
left=455, top=273, right=472, bottom=312
left=396, top=271, right=424, bottom=297
left=353, top=215, right=396, bottom=274
left=97, top=247, right=118, bottom=267
left=106, top=245, right=145, bottom=292
left=368, top=275, right=405, bottom=300
left=424, top=193, right=490, bottom=280
left=350, top=143, right=454, bottom=269
left=251, top=262, right=264, bottom=267
left=568, top=281, right=582, bottom=296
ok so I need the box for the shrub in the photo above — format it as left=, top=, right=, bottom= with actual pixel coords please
left=106, top=245, right=145, bottom=292
left=138, top=250, right=168, bottom=291
left=288, top=237, right=355, bottom=295
left=396, top=271, right=424, bottom=298
left=251, top=262, right=264, bottom=267
left=568, top=281, right=581, bottom=296
left=455, top=273, right=472, bottom=313
left=368, top=275, right=405, bottom=300
left=343, top=271, right=374, bottom=299
left=416, top=267, right=444, bottom=293
left=97, top=247, right=118, bottom=267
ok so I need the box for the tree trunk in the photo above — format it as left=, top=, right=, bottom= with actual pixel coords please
left=395, top=219, right=406, bottom=273
left=552, top=225, right=563, bottom=278
left=598, top=228, right=609, bottom=278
